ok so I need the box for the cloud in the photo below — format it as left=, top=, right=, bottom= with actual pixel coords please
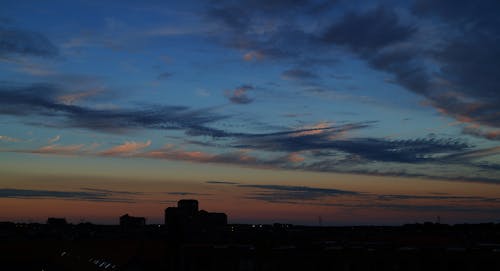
left=320, top=7, right=415, bottom=53
left=377, top=194, right=497, bottom=202
left=166, top=192, right=210, bottom=196
left=33, top=144, right=85, bottom=155
left=48, top=135, right=60, bottom=144
left=243, top=50, right=264, bottom=61
left=446, top=146, right=500, bottom=160
left=204, top=1, right=500, bottom=132
left=462, top=126, right=500, bottom=141
left=0, top=135, right=21, bottom=142
left=100, top=140, right=152, bottom=156
left=281, top=69, right=317, bottom=81
left=205, top=0, right=335, bottom=64
left=141, top=145, right=273, bottom=167
left=56, top=88, right=104, bottom=105
left=0, top=25, right=59, bottom=58
left=239, top=184, right=360, bottom=203
left=225, top=85, right=254, bottom=104
left=315, top=2, right=500, bottom=131
left=0, top=83, right=226, bottom=134
left=5, top=136, right=499, bottom=184
left=290, top=122, right=332, bottom=137
left=187, top=121, right=371, bottom=139
left=206, top=182, right=500, bottom=214
left=330, top=74, right=352, bottom=80
left=285, top=152, right=305, bottom=163
left=0, top=188, right=135, bottom=202
left=80, top=187, right=144, bottom=195
left=157, top=72, right=172, bottom=80
left=0, top=79, right=495, bottom=183
left=206, top=180, right=239, bottom=185
left=233, top=123, right=468, bottom=163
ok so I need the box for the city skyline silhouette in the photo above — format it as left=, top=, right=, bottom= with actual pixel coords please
left=1, top=0, right=499, bottom=227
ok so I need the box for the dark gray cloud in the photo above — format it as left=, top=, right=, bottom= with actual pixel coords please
left=80, top=187, right=144, bottom=195
left=166, top=191, right=210, bottom=196
left=422, top=0, right=500, bottom=127
left=462, top=127, right=500, bottom=141
left=206, top=180, right=239, bottom=185
left=157, top=72, right=172, bottom=80
left=295, top=161, right=500, bottom=185
left=321, top=7, right=415, bottom=53
left=1, top=81, right=494, bottom=182
left=412, top=0, right=500, bottom=23
left=0, top=83, right=226, bottom=134
left=281, top=69, right=318, bottom=81
left=0, top=188, right=134, bottom=202
left=235, top=126, right=469, bottom=163
left=205, top=0, right=336, bottom=63
left=317, top=6, right=432, bottom=100
left=224, top=84, right=254, bottom=104
left=207, top=182, right=500, bottom=213
left=319, top=2, right=500, bottom=130
left=377, top=194, right=497, bottom=202
left=183, top=121, right=372, bottom=142
left=204, top=1, right=500, bottom=131
left=0, top=25, right=58, bottom=57
left=239, top=184, right=359, bottom=203
left=207, top=0, right=328, bottom=29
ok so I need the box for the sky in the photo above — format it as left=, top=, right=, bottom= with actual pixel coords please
left=0, top=0, right=499, bottom=225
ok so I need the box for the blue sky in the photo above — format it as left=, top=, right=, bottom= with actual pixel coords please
left=0, top=0, right=499, bottom=224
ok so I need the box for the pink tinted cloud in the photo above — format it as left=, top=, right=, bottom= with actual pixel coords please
left=286, top=152, right=305, bottom=163
left=57, top=88, right=103, bottom=105
left=0, top=135, right=22, bottom=142
left=141, top=145, right=259, bottom=164
left=243, top=50, right=264, bottom=61
left=291, top=122, right=332, bottom=137
left=35, top=144, right=85, bottom=155
left=100, top=140, right=152, bottom=156
left=225, top=85, right=254, bottom=104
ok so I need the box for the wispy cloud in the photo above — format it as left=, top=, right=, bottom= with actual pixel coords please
left=0, top=24, right=59, bottom=58
left=100, top=140, right=152, bottom=156
left=0, top=188, right=136, bottom=202
left=206, top=180, right=239, bottom=185
left=446, top=146, right=500, bottom=160
left=239, top=184, right=360, bottom=202
left=48, top=135, right=60, bottom=144
left=34, top=144, right=85, bottom=155
left=56, top=88, right=104, bottom=105
left=462, top=126, right=500, bottom=141
left=157, top=72, right=172, bottom=80
left=0, top=135, right=21, bottom=143
left=243, top=50, right=264, bottom=61
left=225, top=85, right=254, bottom=104
left=281, top=69, right=318, bottom=81
left=166, top=191, right=210, bottom=196
left=206, top=181, right=500, bottom=214
left=0, top=83, right=226, bottom=134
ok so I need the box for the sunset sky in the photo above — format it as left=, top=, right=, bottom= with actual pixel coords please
left=1, top=0, right=499, bottom=225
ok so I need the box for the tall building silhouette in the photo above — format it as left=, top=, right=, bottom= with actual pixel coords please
left=164, top=199, right=227, bottom=231
left=120, top=214, right=146, bottom=228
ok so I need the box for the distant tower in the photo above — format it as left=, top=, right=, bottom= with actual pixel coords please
left=164, top=199, right=227, bottom=231
left=178, top=199, right=199, bottom=216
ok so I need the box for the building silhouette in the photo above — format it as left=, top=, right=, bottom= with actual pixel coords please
left=46, top=217, right=68, bottom=226
left=164, top=199, right=227, bottom=231
left=119, top=214, right=146, bottom=228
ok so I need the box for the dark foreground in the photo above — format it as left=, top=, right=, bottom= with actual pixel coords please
left=1, top=222, right=500, bottom=271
